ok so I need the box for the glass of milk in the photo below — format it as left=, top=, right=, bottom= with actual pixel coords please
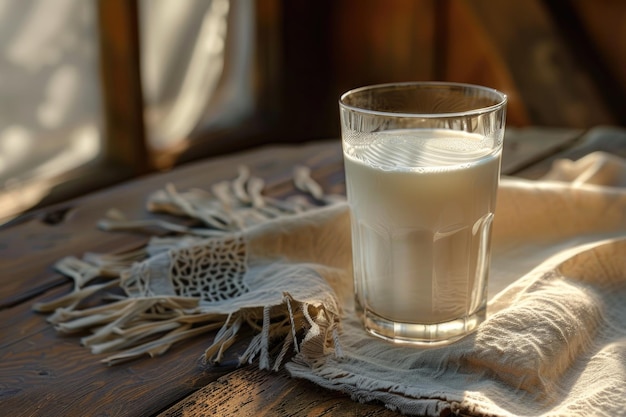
left=339, top=82, right=507, bottom=345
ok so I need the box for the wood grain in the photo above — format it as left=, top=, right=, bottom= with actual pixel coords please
left=158, top=367, right=398, bottom=417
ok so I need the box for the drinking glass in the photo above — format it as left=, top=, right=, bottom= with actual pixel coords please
left=339, top=82, right=507, bottom=344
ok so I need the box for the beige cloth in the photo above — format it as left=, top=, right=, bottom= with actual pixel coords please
left=36, top=152, right=626, bottom=417
left=289, top=151, right=626, bottom=416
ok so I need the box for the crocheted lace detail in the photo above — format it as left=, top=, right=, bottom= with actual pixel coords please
left=170, top=235, right=247, bottom=301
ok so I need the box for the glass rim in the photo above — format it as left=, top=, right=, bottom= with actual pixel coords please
left=339, top=81, right=507, bottom=119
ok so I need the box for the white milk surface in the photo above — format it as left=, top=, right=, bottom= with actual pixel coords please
left=344, top=129, right=501, bottom=324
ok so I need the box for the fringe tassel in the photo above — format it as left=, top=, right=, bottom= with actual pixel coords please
left=200, top=294, right=342, bottom=370
left=259, top=305, right=272, bottom=369
left=285, top=294, right=300, bottom=354
left=104, top=321, right=225, bottom=365
left=36, top=165, right=343, bottom=370
left=203, top=313, right=243, bottom=364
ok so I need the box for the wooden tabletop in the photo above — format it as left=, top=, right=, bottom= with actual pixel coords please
left=1, top=126, right=625, bottom=417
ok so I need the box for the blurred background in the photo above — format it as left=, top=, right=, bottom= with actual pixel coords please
left=1, top=0, right=625, bottom=223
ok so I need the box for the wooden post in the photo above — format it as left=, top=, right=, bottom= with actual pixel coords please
left=97, top=0, right=151, bottom=175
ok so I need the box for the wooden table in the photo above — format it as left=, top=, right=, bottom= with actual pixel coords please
left=2, top=126, right=625, bottom=417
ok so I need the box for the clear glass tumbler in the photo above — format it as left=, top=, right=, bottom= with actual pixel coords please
left=340, top=82, right=507, bottom=345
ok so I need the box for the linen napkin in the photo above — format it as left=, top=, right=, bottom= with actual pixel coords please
left=289, top=150, right=626, bottom=416
left=35, top=152, right=626, bottom=417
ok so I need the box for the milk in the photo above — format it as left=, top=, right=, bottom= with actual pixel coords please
left=343, top=129, right=501, bottom=328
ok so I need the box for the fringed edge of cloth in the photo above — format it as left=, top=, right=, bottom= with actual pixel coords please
left=33, top=165, right=344, bottom=368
